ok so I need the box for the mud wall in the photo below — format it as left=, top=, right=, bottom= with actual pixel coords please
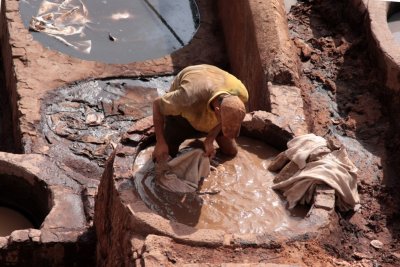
left=0, top=237, right=96, bottom=267
left=95, top=152, right=135, bottom=267
left=350, top=0, right=391, bottom=91
left=0, top=0, right=22, bottom=152
left=350, top=0, right=400, bottom=173
left=364, top=1, right=400, bottom=92
left=217, top=0, right=266, bottom=111
left=217, top=0, right=299, bottom=112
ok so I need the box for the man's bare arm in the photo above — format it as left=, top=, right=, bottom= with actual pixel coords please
left=152, top=98, right=169, bottom=162
left=203, top=124, right=222, bottom=158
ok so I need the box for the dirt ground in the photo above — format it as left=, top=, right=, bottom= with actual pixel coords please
left=283, top=0, right=400, bottom=266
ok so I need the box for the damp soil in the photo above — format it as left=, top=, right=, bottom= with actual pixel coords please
left=41, top=77, right=172, bottom=180
left=133, top=137, right=309, bottom=235
left=284, top=0, right=400, bottom=265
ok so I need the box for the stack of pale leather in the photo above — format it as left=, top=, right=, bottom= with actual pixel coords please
left=270, top=134, right=360, bottom=211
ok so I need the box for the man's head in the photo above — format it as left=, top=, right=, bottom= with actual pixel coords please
left=214, top=95, right=246, bottom=139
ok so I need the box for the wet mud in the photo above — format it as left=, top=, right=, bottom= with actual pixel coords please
left=41, top=77, right=172, bottom=179
left=133, top=137, right=309, bottom=234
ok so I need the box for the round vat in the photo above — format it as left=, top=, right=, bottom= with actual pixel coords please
left=133, top=137, right=309, bottom=235
left=95, top=107, right=334, bottom=250
left=363, top=0, right=400, bottom=91
left=0, top=172, right=51, bottom=236
left=19, top=0, right=200, bottom=63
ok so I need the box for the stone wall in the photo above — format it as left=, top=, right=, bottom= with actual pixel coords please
left=95, top=151, right=138, bottom=267
left=217, top=0, right=299, bottom=112
left=0, top=152, right=95, bottom=266
left=349, top=0, right=400, bottom=172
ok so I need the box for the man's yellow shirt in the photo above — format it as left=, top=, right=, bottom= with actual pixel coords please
left=159, top=64, right=249, bottom=133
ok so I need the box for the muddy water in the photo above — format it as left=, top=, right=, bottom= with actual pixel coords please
left=0, top=207, right=34, bottom=236
left=388, top=11, right=400, bottom=43
left=133, top=137, right=308, bottom=234
left=19, top=0, right=199, bottom=63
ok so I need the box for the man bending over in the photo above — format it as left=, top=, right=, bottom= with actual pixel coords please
left=152, top=64, right=248, bottom=163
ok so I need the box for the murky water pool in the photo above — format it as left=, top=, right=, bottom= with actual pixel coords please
left=284, top=0, right=297, bottom=13
left=19, top=0, right=199, bottom=63
left=0, top=206, right=34, bottom=236
left=133, top=137, right=308, bottom=234
left=388, top=11, right=400, bottom=43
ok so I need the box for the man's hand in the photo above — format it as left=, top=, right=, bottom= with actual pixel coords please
left=203, top=139, right=216, bottom=158
left=203, top=123, right=221, bottom=158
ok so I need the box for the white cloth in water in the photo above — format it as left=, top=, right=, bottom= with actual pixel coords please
left=273, top=134, right=360, bottom=211
left=285, top=133, right=328, bottom=169
left=155, top=149, right=210, bottom=193
left=29, top=0, right=92, bottom=53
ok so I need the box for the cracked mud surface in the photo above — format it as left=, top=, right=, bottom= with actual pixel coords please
left=39, top=77, right=172, bottom=181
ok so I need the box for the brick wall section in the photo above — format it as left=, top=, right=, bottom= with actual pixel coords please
left=269, top=83, right=308, bottom=136
left=217, top=0, right=266, bottom=111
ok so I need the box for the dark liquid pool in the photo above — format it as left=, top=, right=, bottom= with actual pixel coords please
left=20, top=0, right=199, bottom=63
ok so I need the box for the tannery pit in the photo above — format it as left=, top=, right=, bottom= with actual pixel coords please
left=0, top=0, right=399, bottom=266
